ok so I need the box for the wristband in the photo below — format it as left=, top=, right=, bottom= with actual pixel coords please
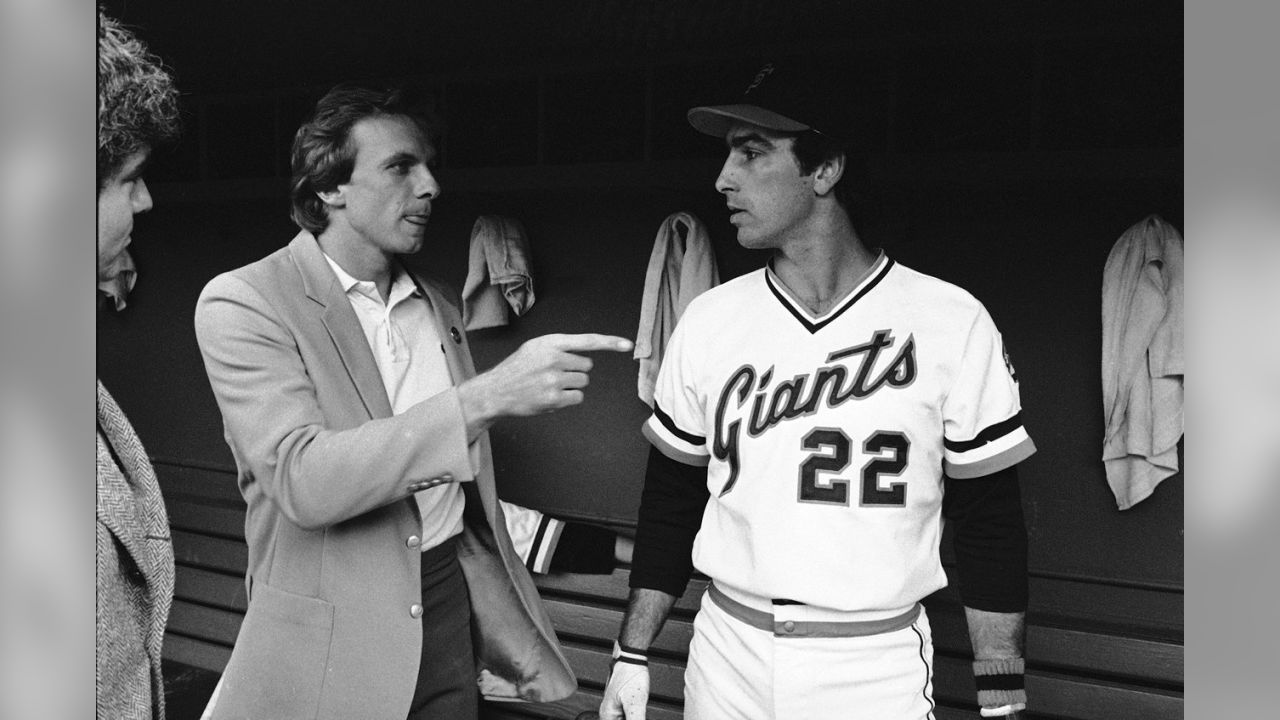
left=611, top=641, right=649, bottom=668
left=973, top=657, right=1026, bottom=710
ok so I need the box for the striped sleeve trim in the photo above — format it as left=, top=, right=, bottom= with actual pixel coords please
left=945, top=433, right=1036, bottom=479
left=944, top=412, right=1024, bottom=452
left=642, top=404, right=709, bottom=466
left=526, top=516, right=565, bottom=574
left=653, top=402, right=705, bottom=445
left=642, top=421, right=710, bottom=467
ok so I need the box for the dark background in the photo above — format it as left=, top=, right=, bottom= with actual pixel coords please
left=99, top=0, right=1183, bottom=673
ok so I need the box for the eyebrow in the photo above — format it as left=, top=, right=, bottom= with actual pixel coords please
left=380, top=151, right=422, bottom=168
left=121, top=156, right=151, bottom=180
left=727, top=132, right=776, bottom=150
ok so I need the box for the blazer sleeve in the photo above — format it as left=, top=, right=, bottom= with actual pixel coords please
left=194, top=272, right=475, bottom=530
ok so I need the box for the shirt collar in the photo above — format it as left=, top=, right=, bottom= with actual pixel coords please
left=322, top=252, right=421, bottom=304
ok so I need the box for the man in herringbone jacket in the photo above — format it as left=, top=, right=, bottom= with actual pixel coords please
left=96, top=10, right=180, bottom=719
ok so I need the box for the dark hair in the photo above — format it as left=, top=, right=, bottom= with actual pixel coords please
left=790, top=130, right=864, bottom=216
left=97, top=10, right=180, bottom=191
left=289, top=85, right=439, bottom=235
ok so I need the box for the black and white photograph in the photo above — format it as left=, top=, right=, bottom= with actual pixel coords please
left=7, top=1, right=1273, bottom=718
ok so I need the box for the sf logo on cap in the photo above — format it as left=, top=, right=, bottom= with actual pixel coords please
left=745, top=63, right=775, bottom=95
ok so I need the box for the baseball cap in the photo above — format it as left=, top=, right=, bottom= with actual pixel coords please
left=687, top=61, right=851, bottom=146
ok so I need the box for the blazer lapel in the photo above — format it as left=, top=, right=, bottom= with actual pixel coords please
left=405, top=268, right=502, bottom=514
left=95, top=382, right=162, bottom=578
left=289, top=232, right=394, bottom=420
left=96, top=436, right=147, bottom=563
left=407, top=269, right=476, bottom=384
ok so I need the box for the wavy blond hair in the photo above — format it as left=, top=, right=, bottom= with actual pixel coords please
left=97, top=9, right=179, bottom=189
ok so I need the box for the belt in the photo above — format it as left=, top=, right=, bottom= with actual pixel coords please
left=707, top=582, right=921, bottom=638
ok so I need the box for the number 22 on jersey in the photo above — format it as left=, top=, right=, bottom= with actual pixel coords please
left=796, top=428, right=910, bottom=506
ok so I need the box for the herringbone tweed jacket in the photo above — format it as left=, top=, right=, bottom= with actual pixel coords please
left=97, top=380, right=174, bottom=720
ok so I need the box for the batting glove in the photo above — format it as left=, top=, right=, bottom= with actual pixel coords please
left=599, top=642, right=650, bottom=720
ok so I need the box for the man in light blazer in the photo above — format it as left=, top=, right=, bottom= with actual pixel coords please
left=97, top=10, right=181, bottom=719
left=194, top=85, right=631, bottom=719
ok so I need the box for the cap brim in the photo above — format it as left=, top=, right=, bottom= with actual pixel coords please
left=687, top=104, right=811, bottom=138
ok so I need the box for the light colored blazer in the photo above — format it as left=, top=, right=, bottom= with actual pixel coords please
left=193, top=232, right=575, bottom=720
left=97, top=380, right=174, bottom=720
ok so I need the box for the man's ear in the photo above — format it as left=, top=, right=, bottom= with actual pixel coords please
left=813, top=153, right=845, bottom=197
left=317, top=187, right=346, bottom=208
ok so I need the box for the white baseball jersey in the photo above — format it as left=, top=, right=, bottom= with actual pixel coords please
left=643, top=253, right=1035, bottom=613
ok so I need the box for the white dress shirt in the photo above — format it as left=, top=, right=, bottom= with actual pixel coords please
left=324, top=253, right=465, bottom=551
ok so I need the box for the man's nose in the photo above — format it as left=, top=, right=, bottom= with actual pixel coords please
left=415, top=166, right=441, bottom=199
left=713, top=157, right=735, bottom=194
left=133, top=177, right=154, bottom=213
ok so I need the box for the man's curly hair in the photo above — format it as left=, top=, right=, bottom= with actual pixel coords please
left=97, top=9, right=180, bottom=190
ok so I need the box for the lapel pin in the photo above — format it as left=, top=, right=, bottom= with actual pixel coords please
left=450, top=327, right=462, bottom=344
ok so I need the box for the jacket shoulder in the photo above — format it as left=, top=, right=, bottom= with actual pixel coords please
left=200, top=245, right=299, bottom=300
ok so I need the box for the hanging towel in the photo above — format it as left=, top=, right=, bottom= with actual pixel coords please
left=462, top=215, right=535, bottom=330
left=1101, top=214, right=1184, bottom=510
left=635, top=211, right=719, bottom=406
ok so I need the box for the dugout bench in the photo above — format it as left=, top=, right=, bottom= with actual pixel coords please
left=157, top=461, right=1182, bottom=720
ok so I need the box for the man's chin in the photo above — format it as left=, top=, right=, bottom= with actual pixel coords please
left=398, top=236, right=425, bottom=255
left=735, top=229, right=770, bottom=250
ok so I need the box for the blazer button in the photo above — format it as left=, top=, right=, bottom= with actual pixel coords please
left=782, top=621, right=796, bottom=633
left=406, top=535, right=421, bottom=548
left=410, top=604, right=424, bottom=618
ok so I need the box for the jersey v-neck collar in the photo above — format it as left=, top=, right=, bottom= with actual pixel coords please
left=765, top=252, right=894, bottom=334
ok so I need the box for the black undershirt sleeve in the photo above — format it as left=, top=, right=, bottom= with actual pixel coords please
left=943, top=464, right=1029, bottom=613
left=546, top=522, right=618, bottom=574
left=629, top=445, right=711, bottom=597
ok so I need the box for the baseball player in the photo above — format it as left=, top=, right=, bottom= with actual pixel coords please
left=600, top=62, right=1034, bottom=719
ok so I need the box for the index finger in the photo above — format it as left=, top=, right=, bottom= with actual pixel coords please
left=555, top=333, right=634, bottom=353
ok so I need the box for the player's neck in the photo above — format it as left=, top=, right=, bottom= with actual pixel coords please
left=317, top=224, right=396, bottom=301
left=771, top=228, right=876, bottom=316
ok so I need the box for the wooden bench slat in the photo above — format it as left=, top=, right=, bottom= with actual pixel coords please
left=169, top=498, right=246, bottom=540
left=544, top=598, right=693, bottom=657
left=932, top=708, right=980, bottom=720
left=510, top=686, right=682, bottom=720
left=928, top=568, right=1182, bottom=642
left=1025, top=672, right=1183, bottom=720
left=1026, top=624, right=1182, bottom=686
left=558, top=643, right=685, bottom=705
left=163, top=633, right=232, bottom=674
left=172, top=530, right=248, bottom=575
left=155, top=462, right=242, bottom=504
left=168, top=599, right=244, bottom=646
left=175, top=565, right=248, bottom=612
left=925, top=602, right=1182, bottom=686
left=931, top=654, right=1183, bottom=720
left=535, top=569, right=708, bottom=615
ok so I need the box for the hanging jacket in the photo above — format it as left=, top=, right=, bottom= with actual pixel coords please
left=634, top=211, right=719, bottom=406
left=1101, top=214, right=1184, bottom=509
